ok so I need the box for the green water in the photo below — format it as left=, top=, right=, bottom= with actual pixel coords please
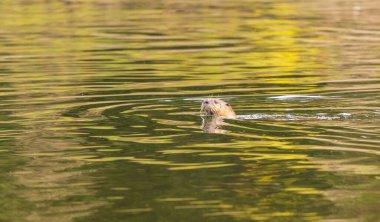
left=0, top=0, right=380, bottom=221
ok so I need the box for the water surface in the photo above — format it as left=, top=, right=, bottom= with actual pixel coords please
left=0, top=0, right=379, bottom=221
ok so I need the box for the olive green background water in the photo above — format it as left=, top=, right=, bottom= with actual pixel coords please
left=0, top=0, right=379, bottom=221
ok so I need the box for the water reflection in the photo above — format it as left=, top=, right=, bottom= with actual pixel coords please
left=0, top=0, right=379, bottom=221
left=201, top=116, right=227, bottom=134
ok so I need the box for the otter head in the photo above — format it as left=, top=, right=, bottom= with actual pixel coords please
left=201, top=98, right=236, bottom=119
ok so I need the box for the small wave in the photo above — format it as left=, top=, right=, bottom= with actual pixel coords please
left=183, top=98, right=207, bottom=102
left=337, top=113, right=352, bottom=118
left=237, top=114, right=341, bottom=121
left=268, top=95, right=326, bottom=101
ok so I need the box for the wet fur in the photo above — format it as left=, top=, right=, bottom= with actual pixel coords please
left=200, top=98, right=236, bottom=119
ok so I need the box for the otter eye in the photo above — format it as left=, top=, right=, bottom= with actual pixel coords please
left=204, top=101, right=209, bottom=104
left=226, top=103, right=230, bottom=106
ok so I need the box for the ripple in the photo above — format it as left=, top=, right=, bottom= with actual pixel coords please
left=268, top=94, right=327, bottom=100
left=0, top=0, right=380, bottom=221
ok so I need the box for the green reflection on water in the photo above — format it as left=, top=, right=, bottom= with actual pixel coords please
left=0, top=0, right=380, bottom=222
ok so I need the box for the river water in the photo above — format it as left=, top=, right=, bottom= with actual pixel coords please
left=0, top=0, right=379, bottom=221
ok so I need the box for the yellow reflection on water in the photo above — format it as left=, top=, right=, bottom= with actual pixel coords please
left=0, top=0, right=379, bottom=221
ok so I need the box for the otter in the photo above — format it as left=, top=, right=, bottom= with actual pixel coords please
left=200, top=98, right=236, bottom=119
left=200, top=98, right=236, bottom=134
